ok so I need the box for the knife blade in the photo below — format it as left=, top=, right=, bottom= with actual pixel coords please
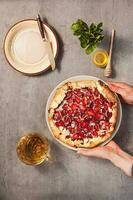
left=37, top=14, right=55, bottom=70
left=43, top=40, right=55, bottom=70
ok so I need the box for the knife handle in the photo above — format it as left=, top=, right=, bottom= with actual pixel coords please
left=37, top=14, right=45, bottom=41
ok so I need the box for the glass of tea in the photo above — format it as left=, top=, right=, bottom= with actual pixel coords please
left=16, top=133, right=50, bottom=165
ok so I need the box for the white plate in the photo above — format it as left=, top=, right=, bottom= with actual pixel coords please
left=46, top=75, right=122, bottom=151
left=4, top=19, right=58, bottom=75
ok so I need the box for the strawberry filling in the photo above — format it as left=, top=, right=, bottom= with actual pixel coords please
left=53, top=87, right=113, bottom=140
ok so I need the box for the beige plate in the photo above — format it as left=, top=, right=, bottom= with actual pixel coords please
left=46, top=75, right=122, bottom=151
left=4, top=19, right=58, bottom=76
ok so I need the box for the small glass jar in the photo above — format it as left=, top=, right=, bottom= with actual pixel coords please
left=92, top=49, right=108, bottom=68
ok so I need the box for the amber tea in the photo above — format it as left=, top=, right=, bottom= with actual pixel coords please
left=16, top=133, right=50, bottom=165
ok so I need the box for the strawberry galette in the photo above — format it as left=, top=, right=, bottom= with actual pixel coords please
left=48, top=80, right=118, bottom=148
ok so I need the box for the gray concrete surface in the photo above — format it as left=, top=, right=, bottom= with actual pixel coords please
left=0, top=0, right=133, bottom=200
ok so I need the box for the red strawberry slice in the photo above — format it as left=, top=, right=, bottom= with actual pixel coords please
left=86, top=116, right=93, bottom=121
left=78, top=132, right=86, bottom=139
left=75, top=117, right=81, bottom=124
left=72, top=94, right=76, bottom=100
left=77, top=125, right=82, bottom=132
left=107, top=111, right=112, bottom=119
left=72, top=133, right=79, bottom=140
left=109, top=102, right=114, bottom=108
left=53, top=111, right=61, bottom=121
left=79, top=104, right=86, bottom=112
left=64, top=116, right=71, bottom=125
left=102, top=108, right=106, bottom=113
left=87, top=109, right=95, bottom=116
left=103, top=103, right=108, bottom=110
left=95, top=113, right=104, bottom=120
left=68, top=110, right=73, bottom=115
left=104, top=121, right=110, bottom=126
left=100, top=121, right=110, bottom=127
left=74, top=89, right=80, bottom=94
left=75, top=96, right=81, bottom=103
left=83, top=97, right=88, bottom=106
left=92, top=131, right=98, bottom=137
left=71, top=104, right=78, bottom=110
left=83, top=128, right=88, bottom=133
left=61, top=109, right=67, bottom=116
left=71, top=121, right=78, bottom=128
left=55, top=121, right=64, bottom=127
left=94, top=88, right=99, bottom=96
left=76, top=90, right=83, bottom=97
left=80, top=121, right=88, bottom=128
left=89, top=102, right=94, bottom=108
left=95, top=98, right=102, bottom=105
left=67, top=98, right=73, bottom=104
left=86, top=90, right=92, bottom=97
left=68, top=127, right=75, bottom=133
left=84, top=115, right=90, bottom=121
left=94, top=106, right=100, bottom=113
left=62, top=103, right=69, bottom=110
left=87, top=125, right=93, bottom=131
left=94, top=124, right=99, bottom=130
left=65, top=91, right=72, bottom=99
left=89, top=95, right=94, bottom=101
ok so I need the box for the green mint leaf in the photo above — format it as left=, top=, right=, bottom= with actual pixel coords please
left=71, top=23, right=81, bottom=32
left=85, top=44, right=96, bottom=54
left=97, top=22, right=103, bottom=28
left=71, top=19, right=104, bottom=55
left=79, top=36, right=88, bottom=48
left=90, top=23, right=96, bottom=31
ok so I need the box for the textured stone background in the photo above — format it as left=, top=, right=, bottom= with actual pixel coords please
left=0, top=0, right=133, bottom=200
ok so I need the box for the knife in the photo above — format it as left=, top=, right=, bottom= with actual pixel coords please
left=36, top=14, right=55, bottom=70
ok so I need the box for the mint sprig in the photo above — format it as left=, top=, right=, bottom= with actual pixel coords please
left=71, top=19, right=104, bottom=54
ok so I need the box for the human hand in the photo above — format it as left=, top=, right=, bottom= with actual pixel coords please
left=107, top=81, right=133, bottom=105
left=77, top=141, right=133, bottom=176
left=78, top=141, right=120, bottom=160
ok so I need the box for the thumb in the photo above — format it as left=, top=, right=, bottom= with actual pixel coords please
left=77, top=148, right=94, bottom=156
left=77, top=147, right=110, bottom=159
left=77, top=147, right=103, bottom=157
